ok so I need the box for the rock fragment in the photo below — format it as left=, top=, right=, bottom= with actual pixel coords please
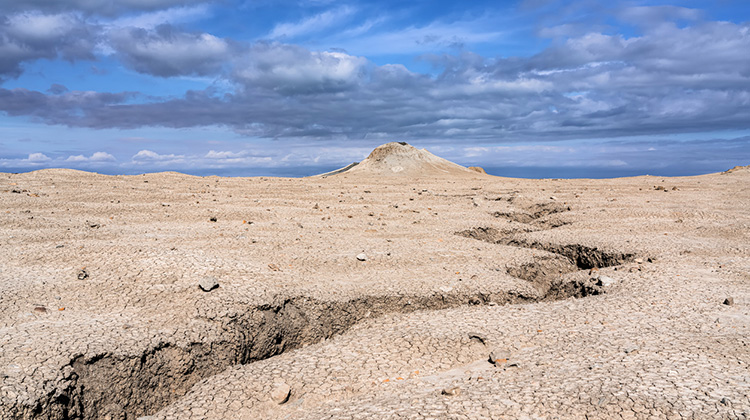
left=198, top=277, right=219, bottom=292
left=489, top=348, right=511, bottom=365
left=597, top=276, right=615, bottom=287
left=441, top=387, right=461, bottom=396
left=356, top=253, right=367, bottom=261
left=271, top=383, right=291, bottom=404
left=723, top=297, right=734, bottom=306
left=624, top=345, right=639, bottom=354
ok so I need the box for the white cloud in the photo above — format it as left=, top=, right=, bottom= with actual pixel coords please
left=234, top=43, right=368, bottom=93
left=268, top=6, right=355, bottom=39
left=323, top=16, right=505, bottom=56
left=27, top=152, right=51, bottom=162
left=112, top=5, right=212, bottom=29
left=66, top=151, right=116, bottom=162
left=0, top=152, right=52, bottom=168
left=132, top=149, right=184, bottom=161
left=205, top=150, right=245, bottom=159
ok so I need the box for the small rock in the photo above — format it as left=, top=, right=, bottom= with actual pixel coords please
left=441, top=387, right=461, bottom=396
left=597, top=276, right=615, bottom=287
left=198, top=277, right=219, bottom=292
left=489, top=349, right=511, bottom=364
left=624, top=345, right=639, bottom=354
left=356, top=253, right=367, bottom=261
left=209, top=216, right=217, bottom=222
left=721, top=397, right=732, bottom=406
left=271, top=383, right=291, bottom=404
left=77, top=269, right=89, bottom=280
left=634, top=258, right=644, bottom=264
left=723, top=297, right=734, bottom=306
left=33, top=306, right=47, bottom=314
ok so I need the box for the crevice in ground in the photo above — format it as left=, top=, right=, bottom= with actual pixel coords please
left=456, top=226, right=635, bottom=301
left=456, top=226, right=634, bottom=270
left=8, top=214, right=634, bottom=420
left=8, top=285, right=602, bottom=420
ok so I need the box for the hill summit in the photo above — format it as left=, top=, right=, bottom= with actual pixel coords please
left=320, top=142, right=483, bottom=178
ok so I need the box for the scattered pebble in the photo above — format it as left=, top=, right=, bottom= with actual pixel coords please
left=597, top=276, right=615, bottom=287
left=356, top=253, right=367, bottom=261
left=489, top=348, right=511, bottom=364
left=441, top=387, right=461, bottom=396
left=271, top=383, right=291, bottom=404
left=198, top=277, right=219, bottom=292
left=77, top=269, right=89, bottom=280
left=723, top=297, right=734, bottom=306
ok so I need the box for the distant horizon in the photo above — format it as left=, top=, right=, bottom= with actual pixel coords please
left=2, top=161, right=743, bottom=180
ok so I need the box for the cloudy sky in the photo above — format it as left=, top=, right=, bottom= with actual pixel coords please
left=1, top=0, right=749, bottom=177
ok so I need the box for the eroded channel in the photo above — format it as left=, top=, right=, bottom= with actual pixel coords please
left=8, top=205, right=638, bottom=420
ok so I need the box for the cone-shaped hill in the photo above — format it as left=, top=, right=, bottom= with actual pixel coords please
left=318, top=142, right=485, bottom=178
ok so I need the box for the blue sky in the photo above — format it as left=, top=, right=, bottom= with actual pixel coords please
left=1, top=0, right=749, bottom=177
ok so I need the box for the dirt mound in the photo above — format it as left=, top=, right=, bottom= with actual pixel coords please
left=321, top=142, right=483, bottom=178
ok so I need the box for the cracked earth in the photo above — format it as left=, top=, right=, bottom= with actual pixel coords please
left=1, top=164, right=749, bottom=419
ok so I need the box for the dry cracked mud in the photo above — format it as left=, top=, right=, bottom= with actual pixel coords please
left=2, top=151, right=750, bottom=419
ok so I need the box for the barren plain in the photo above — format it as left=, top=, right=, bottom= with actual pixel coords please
left=1, top=143, right=749, bottom=419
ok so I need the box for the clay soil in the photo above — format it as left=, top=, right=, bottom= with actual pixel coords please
left=1, top=160, right=749, bottom=419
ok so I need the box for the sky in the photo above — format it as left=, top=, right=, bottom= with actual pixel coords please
left=1, top=0, right=750, bottom=178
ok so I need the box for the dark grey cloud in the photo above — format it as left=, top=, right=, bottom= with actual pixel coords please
left=0, top=7, right=749, bottom=146
left=111, top=24, right=232, bottom=77
left=0, top=0, right=212, bottom=17
left=0, top=12, right=99, bottom=80
left=0, top=87, right=133, bottom=122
